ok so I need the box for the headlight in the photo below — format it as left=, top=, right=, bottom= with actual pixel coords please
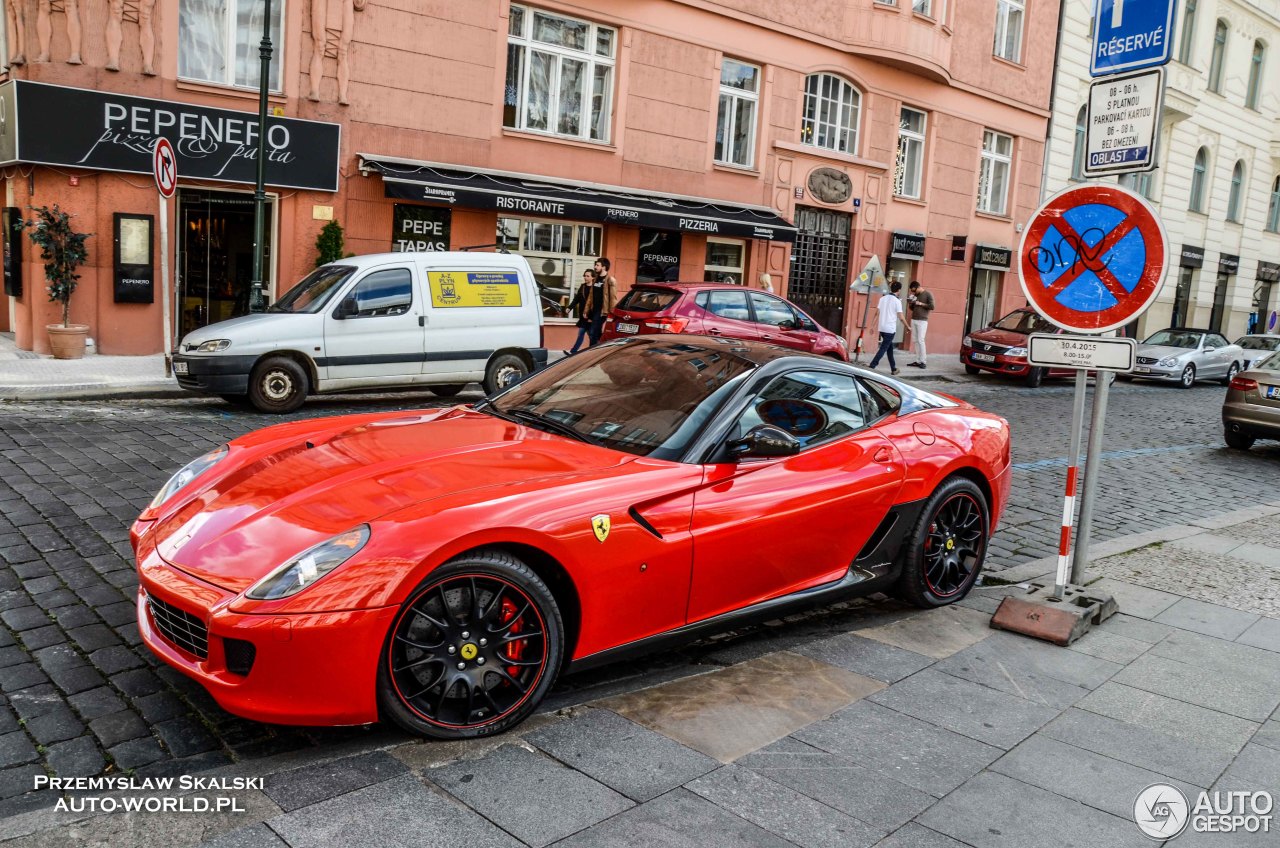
left=1157, top=356, right=1179, bottom=367
left=836, top=336, right=849, bottom=347
left=962, top=335, right=973, bottom=347
left=245, top=526, right=370, bottom=600
left=1006, top=346, right=1028, bottom=357
left=148, top=446, right=228, bottom=509
left=195, top=339, right=231, bottom=352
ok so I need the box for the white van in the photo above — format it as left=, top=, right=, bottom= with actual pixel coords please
left=172, top=252, right=547, bottom=413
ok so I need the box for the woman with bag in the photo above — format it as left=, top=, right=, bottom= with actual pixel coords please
left=567, top=269, right=595, bottom=354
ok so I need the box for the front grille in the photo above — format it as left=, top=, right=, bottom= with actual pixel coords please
left=978, top=343, right=1008, bottom=355
left=148, top=594, right=209, bottom=659
left=1137, top=356, right=1158, bottom=365
left=223, top=639, right=257, bottom=676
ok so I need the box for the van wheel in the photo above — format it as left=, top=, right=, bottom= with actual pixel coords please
left=429, top=385, right=465, bottom=398
left=249, top=356, right=308, bottom=414
left=484, top=354, right=529, bottom=395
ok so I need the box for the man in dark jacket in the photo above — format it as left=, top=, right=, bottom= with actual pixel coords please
left=907, top=280, right=935, bottom=368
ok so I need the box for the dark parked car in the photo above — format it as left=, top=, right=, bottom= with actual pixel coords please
left=599, top=283, right=849, bottom=360
left=959, top=308, right=1066, bottom=387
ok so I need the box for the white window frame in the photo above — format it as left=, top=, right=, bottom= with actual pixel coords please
left=505, top=4, right=616, bottom=143
left=993, top=0, right=1025, bottom=63
left=1178, top=0, right=1197, bottom=65
left=497, top=215, right=602, bottom=312
left=1246, top=40, right=1265, bottom=110
left=1119, top=171, right=1153, bottom=199
left=1190, top=147, right=1209, bottom=212
left=1208, top=18, right=1228, bottom=94
left=715, top=59, right=760, bottom=169
left=704, top=238, right=746, bottom=284
left=801, top=73, right=862, bottom=155
left=1268, top=176, right=1280, bottom=232
left=913, top=0, right=934, bottom=17
left=895, top=107, right=927, bottom=199
left=1227, top=161, right=1245, bottom=222
left=1071, top=105, right=1087, bottom=180
left=178, top=0, right=285, bottom=92
left=977, top=130, right=1013, bottom=216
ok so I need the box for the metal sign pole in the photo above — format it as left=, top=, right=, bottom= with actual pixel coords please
left=1071, top=366, right=1114, bottom=583
left=1054, top=370, right=1089, bottom=598
left=159, top=193, right=172, bottom=377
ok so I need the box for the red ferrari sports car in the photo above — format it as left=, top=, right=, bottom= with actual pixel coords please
left=132, top=336, right=1011, bottom=739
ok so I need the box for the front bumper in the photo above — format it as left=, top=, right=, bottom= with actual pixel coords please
left=136, top=547, right=397, bottom=726
left=960, top=347, right=1032, bottom=377
left=1130, top=364, right=1182, bottom=380
left=171, top=354, right=258, bottom=395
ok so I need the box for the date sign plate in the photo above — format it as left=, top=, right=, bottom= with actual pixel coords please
left=1028, top=334, right=1136, bottom=372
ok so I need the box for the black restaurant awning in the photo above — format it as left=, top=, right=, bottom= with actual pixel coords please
left=359, top=155, right=797, bottom=243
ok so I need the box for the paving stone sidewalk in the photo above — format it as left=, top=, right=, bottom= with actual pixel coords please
left=3, top=503, right=1279, bottom=847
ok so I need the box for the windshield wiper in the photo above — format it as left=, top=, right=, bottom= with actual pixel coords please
left=483, top=405, right=599, bottom=446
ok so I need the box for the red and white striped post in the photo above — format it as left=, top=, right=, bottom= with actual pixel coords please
left=1054, top=370, right=1090, bottom=598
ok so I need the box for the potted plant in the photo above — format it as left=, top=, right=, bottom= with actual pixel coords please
left=24, top=204, right=92, bottom=359
left=315, top=219, right=346, bottom=266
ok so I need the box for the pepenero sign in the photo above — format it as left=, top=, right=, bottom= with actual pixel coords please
left=0, top=80, right=340, bottom=192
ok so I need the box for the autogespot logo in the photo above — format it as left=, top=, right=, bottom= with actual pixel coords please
left=1135, top=784, right=1190, bottom=840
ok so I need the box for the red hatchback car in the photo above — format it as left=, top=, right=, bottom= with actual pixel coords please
left=600, top=282, right=849, bottom=360
left=960, top=308, right=1070, bottom=388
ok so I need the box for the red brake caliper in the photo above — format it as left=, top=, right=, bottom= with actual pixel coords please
left=499, top=597, right=525, bottom=677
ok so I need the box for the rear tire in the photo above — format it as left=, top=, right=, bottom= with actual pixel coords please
left=219, top=394, right=251, bottom=407
left=483, top=353, right=530, bottom=395
left=894, top=477, right=990, bottom=608
left=429, top=384, right=465, bottom=398
left=1179, top=364, right=1196, bottom=389
left=248, top=356, right=308, bottom=414
left=377, top=549, right=563, bottom=740
left=964, top=364, right=982, bottom=375
left=1224, top=427, right=1255, bottom=451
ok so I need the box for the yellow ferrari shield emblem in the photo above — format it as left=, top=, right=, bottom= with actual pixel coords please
left=460, top=643, right=478, bottom=661
left=591, top=514, right=611, bottom=543
left=946, top=539, right=955, bottom=551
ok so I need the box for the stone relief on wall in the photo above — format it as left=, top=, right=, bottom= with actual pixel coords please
left=4, top=0, right=27, bottom=66
left=310, top=0, right=366, bottom=105
left=107, top=0, right=158, bottom=74
left=38, top=0, right=82, bottom=64
left=807, top=167, right=853, bottom=205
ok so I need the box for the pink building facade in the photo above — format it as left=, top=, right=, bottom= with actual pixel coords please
left=0, top=0, right=1058, bottom=355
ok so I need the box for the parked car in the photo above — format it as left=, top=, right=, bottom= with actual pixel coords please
left=1223, top=352, right=1280, bottom=450
left=959, top=308, right=1066, bottom=387
left=1234, top=334, right=1280, bottom=370
left=599, top=282, right=848, bottom=360
left=132, top=336, right=1010, bottom=739
left=1132, top=328, right=1244, bottom=388
left=172, top=252, right=547, bottom=413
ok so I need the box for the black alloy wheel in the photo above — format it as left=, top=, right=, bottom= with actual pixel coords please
left=378, top=550, right=562, bottom=739
left=895, top=476, right=989, bottom=608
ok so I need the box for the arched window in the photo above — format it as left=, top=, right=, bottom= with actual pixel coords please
left=1178, top=0, right=1198, bottom=64
left=1190, top=148, right=1209, bottom=212
left=1247, top=40, right=1266, bottom=109
left=801, top=73, right=861, bottom=155
left=1227, top=160, right=1245, bottom=222
left=1267, top=176, right=1280, bottom=232
left=1071, top=105, right=1087, bottom=179
left=1209, top=19, right=1228, bottom=93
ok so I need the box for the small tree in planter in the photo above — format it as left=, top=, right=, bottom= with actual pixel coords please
left=24, top=204, right=92, bottom=359
left=315, top=219, right=346, bottom=267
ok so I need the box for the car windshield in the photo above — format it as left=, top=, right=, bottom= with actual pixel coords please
left=1143, top=330, right=1201, bottom=348
left=1254, top=352, right=1280, bottom=372
left=269, top=265, right=356, bottom=314
left=991, top=311, right=1056, bottom=334
left=485, top=340, right=757, bottom=460
left=1237, top=336, right=1280, bottom=351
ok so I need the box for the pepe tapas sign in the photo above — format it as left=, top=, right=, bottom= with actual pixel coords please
left=1018, top=183, right=1168, bottom=333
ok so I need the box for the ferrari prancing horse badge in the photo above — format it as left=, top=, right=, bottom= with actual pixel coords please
left=591, top=514, right=610, bottom=543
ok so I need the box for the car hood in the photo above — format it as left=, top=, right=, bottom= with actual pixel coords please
left=1136, top=344, right=1195, bottom=359
left=968, top=328, right=1030, bottom=347
left=152, top=408, right=630, bottom=592
left=179, top=312, right=311, bottom=349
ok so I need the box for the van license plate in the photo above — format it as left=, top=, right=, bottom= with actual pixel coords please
left=616, top=323, right=639, bottom=334
left=173, top=362, right=188, bottom=374
left=971, top=353, right=995, bottom=363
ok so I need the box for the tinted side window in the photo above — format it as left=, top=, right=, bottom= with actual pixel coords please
left=350, top=268, right=413, bottom=316
left=735, top=370, right=868, bottom=449
left=702, top=290, right=752, bottom=321
left=1209, top=334, right=1230, bottom=348
left=748, top=292, right=797, bottom=327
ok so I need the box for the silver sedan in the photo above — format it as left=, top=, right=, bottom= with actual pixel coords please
left=1235, top=334, right=1280, bottom=370
left=1131, top=329, right=1245, bottom=388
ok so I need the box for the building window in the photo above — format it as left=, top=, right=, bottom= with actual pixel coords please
left=1119, top=171, right=1153, bottom=198
left=913, top=0, right=933, bottom=16
left=1268, top=176, right=1280, bottom=232
left=1071, top=105, right=1087, bottom=180
left=1190, top=147, right=1209, bottom=212
left=993, top=0, right=1025, bottom=63
left=1208, top=19, right=1228, bottom=94
left=715, top=59, right=759, bottom=169
left=801, top=73, right=861, bottom=155
left=895, top=107, right=927, bottom=199
left=1246, top=40, right=1266, bottom=109
left=1178, top=0, right=1197, bottom=65
left=704, top=238, right=746, bottom=283
left=1227, top=161, right=1245, bottom=222
left=178, top=0, right=284, bottom=90
left=497, top=216, right=602, bottom=315
left=504, top=4, right=616, bottom=143
left=977, top=130, right=1013, bottom=216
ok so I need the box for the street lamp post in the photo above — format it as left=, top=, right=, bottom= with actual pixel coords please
left=249, top=0, right=273, bottom=312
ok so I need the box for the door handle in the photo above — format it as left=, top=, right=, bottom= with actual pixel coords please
left=707, top=328, right=723, bottom=335
left=760, top=334, right=775, bottom=340
left=873, top=445, right=893, bottom=463
left=419, top=316, right=425, bottom=327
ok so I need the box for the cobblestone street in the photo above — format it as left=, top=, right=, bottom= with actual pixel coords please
left=0, top=378, right=1276, bottom=818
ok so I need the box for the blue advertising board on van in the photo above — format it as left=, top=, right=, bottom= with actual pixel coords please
left=1090, top=0, right=1178, bottom=77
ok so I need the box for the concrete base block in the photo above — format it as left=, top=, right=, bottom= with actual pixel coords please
left=989, top=583, right=1119, bottom=646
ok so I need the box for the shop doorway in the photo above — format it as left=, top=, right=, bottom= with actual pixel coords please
left=789, top=206, right=851, bottom=332
left=966, top=268, right=1002, bottom=333
left=1209, top=272, right=1230, bottom=334
left=1171, top=267, right=1194, bottom=328
left=177, top=189, right=275, bottom=339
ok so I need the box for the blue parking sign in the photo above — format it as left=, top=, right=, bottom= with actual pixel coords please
left=1091, top=0, right=1177, bottom=77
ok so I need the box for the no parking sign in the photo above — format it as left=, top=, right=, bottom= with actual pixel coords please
left=1018, top=184, right=1168, bottom=333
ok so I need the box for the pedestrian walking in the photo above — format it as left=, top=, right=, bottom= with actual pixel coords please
left=906, top=280, right=934, bottom=368
left=566, top=269, right=594, bottom=354
left=868, top=281, right=906, bottom=375
left=587, top=258, right=619, bottom=345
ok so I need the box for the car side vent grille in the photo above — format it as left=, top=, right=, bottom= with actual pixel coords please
left=148, top=595, right=209, bottom=659
left=855, top=513, right=899, bottom=562
left=223, top=638, right=257, bottom=676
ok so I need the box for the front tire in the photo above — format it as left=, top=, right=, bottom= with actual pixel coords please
left=248, top=356, right=308, bottom=414
left=1221, top=363, right=1239, bottom=386
left=1179, top=364, right=1196, bottom=389
left=483, top=353, right=530, bottom=395
left=895, top=477, right=990, bottom=608
left=377, top=550, right=563, bottom=740
left=964, top=364, right=982, bottom=375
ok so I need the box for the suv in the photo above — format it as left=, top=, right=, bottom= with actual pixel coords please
left=960, top=308, right=1065, bottom=387
left=600, top=283, right=848, bottom=360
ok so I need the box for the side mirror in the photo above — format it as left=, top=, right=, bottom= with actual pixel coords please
left=335, top=295, right=358, bottom=319
left=778, top=319, right=798, bottom=331
left=1205, top=346, right=1217, bottom=352
left=727, top=424, right=801, bottom=460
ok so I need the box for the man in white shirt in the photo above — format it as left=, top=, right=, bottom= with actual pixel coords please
left=868, top=281, right=906, bottom=375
